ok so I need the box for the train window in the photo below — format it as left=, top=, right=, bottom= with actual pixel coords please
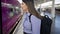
left=9, top=8, right=14, bottom=18
left=14, top=7, right=20, bottom=15
left=10, top=8, right=13, bottom=12
left=15, top=9, right=19, bottom=14
left=9, top=12, right=14, bottom=18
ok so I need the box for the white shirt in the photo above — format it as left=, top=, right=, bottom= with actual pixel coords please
left=23, top=12, right=41, bottom=34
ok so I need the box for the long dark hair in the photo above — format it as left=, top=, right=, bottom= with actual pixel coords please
left=22, top=0, right=37, bottom=14
left=22, top=0, right=42, bottom=19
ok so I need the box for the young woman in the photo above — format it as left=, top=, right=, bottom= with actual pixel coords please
left=20, top=0, right=43, bottom=34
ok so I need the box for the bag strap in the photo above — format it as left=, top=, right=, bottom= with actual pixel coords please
left=29, top=14, right=32, bottom=22
left=29, top=14, right=32, bottom=30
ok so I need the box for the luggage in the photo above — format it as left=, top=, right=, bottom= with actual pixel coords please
left=40, top=15, right=52, bottom=34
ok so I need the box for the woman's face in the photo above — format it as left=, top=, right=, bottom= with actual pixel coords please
left=20, top=2, right=28, bottom=12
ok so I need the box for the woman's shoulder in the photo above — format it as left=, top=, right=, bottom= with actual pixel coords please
left=31, top=15, right=41, bottom=20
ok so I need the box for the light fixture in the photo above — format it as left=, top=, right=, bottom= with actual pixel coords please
left=17, top=0, right=23, bottom=3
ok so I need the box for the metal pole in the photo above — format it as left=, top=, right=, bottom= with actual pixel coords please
left=51, top=0, right=55, bottom=34
left=40, top=0, right=42, bottom=15
left=40, top=0, right=44, bottom=16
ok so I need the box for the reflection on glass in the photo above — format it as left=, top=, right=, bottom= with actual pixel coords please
left=9, top=12, right=14, bottom=18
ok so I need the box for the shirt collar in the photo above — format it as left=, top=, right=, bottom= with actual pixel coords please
left=26, top=12, right=30, bottom=16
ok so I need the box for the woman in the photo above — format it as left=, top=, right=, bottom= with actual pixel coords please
left=20, top=0, right=43, bottom=34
